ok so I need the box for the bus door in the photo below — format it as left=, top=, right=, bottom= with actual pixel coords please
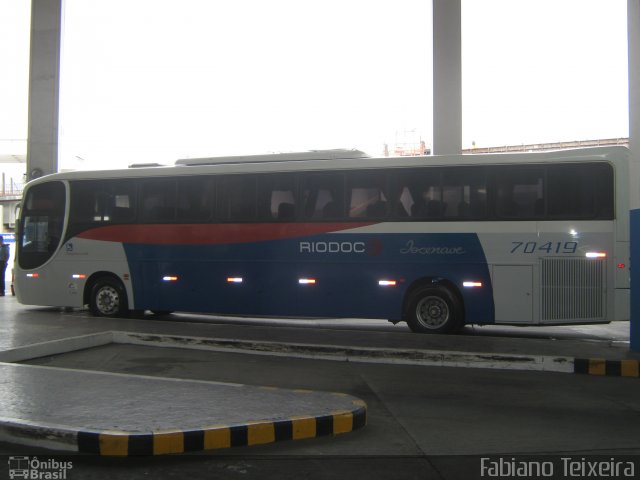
left=492, top=265, right=534, bottom=324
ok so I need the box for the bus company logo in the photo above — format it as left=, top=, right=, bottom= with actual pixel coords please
left=400, top=240, right=466, bottom=256
left=299, top=239, right=383, bottom=256
left=8, top=456, right=73, bottom=480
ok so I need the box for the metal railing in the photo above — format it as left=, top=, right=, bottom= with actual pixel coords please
left=1, top=180, right=24, bottom=200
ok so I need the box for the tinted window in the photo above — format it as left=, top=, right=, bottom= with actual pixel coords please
left=217, top=176, right=257, bottom=221
left=70, top=180, right=136, bottom=225
left=442, top=168, right=487, bottom=219
left=301, top=173, right=345, bottom=220
left=547, top=163, right=614, bottom=219
left=397, top=169, right=444, bottom=219
left=495, top=167, right=544, bottom=219
left=177, top=177, right=213, bottom=222
left=61, top=160, right=616, bottom=231
left=19, top=181, right=66, bottom=269
left=347, top=172, right=389, bottom=219
left=141, top=179, right=176, bottom=222
left=257, top=175, right=297, bottom=221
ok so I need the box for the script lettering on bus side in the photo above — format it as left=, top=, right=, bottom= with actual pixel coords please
left=400, top=240, right=466, bottom=255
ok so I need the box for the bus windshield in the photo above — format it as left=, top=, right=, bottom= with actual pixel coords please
left=18, top=181, right=66, bottom=270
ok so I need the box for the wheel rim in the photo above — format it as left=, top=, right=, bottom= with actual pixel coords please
left=415, top=295, right=450, bottom=329
left=95, top=285, right=120, bottom=316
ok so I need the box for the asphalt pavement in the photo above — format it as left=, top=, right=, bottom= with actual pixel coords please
left=1, top=297, right=640, bottom=480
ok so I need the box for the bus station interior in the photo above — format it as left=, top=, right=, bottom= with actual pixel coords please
left=1, top=1, right=640, bottom=477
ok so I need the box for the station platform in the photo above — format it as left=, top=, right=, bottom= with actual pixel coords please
left=0, top=361, right=366, bottom=455
left=0, top=297, right=638, bottom=456
left=0, top=300, right=372, bottom=456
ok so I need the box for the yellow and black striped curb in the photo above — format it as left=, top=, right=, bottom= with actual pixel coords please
left=574, top=358, right=640, bottom=377
left=77, top=400, right=367, bottom=456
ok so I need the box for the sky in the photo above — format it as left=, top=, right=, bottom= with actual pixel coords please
left=0, top=0, right=630, bottom=172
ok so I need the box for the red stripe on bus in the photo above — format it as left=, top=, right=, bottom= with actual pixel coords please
left=76, top=223, right=375, bottom=245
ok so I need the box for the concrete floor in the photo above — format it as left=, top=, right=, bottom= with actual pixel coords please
left=1, top=296, right=639, bottom=479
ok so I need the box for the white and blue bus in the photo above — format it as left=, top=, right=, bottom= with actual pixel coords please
left=14, top=147, right=630, bottom=333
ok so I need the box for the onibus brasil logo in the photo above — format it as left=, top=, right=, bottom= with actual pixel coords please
left=8, top=457, right=73, bottom=479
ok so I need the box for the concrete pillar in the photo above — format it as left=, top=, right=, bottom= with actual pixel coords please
left=26, top=0, right=63, bottom=180
left=432, top=0, right=462, bottom=155
left=629, top=0, right=640, bottom=351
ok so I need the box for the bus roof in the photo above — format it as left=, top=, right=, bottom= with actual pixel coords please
left=25, top=145, right=630, bottom=185
left=175, top=149, right=370, bottom=166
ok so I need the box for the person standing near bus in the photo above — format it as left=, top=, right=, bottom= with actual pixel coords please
left=0, top=236, right=9, bottom=296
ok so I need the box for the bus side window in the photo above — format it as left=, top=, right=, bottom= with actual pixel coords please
left=141, top=179, right=176, bottom=223
left=257, top=175, right=297, bottom=222
left=495, top=167, right=544, bottom=219
left=547, top=163, right=614, bottom=220
left=70, top=181, right=99, bottom=223
left=442, top=167, right=487, bottom=219
left=347, top=172, right=389, bottom=219
left=396, top=170, right=443, bottom=220
left=217, top=176, right=257, bottom=222
left=106, top=180, right=136, bottom=223
left=301, top=174, right=345, bottom=220
left=70, top=180, right=136, bottom=225
left=594, top=164, right=614, bottom=218
left=177, top=177, right=213, bottom=222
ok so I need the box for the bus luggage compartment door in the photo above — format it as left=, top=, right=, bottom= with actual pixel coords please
left=492, top=265, right=533, bottom=324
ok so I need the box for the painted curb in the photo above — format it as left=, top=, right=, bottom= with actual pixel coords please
left=76, top=399, right=367, bottom=456
left=574, top=358, right=640, bottom=377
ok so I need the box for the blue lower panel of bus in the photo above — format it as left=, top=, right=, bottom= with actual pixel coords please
left=122, top=232, right=495, bottom=323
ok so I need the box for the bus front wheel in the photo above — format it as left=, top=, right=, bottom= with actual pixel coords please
left=89, top=277, right=129, bottom=318
left=406, top=286, right=463, bottom=334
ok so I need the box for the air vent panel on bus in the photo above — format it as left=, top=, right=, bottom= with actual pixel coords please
left=540, top=257, right=606, bottom=322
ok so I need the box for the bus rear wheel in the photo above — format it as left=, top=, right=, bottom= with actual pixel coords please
left=406, top=286, right=463, bottom=334
left=89, top=277, right=128, bottom=318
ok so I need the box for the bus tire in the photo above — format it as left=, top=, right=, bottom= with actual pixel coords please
left=406, top=286, right=463, bottom=334
left=89, top=277, right=129, bottom=318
